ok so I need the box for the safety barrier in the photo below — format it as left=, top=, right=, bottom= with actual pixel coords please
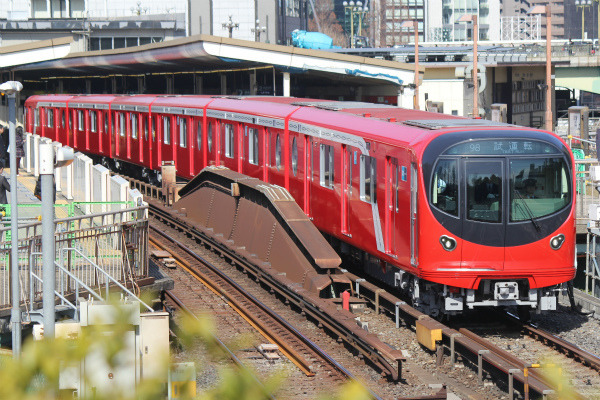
left=0, top=205, right=149, bottom=313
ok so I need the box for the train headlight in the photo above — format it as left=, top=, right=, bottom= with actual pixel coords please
left=550, top=234, right=565, bottom=250
left=439, top=235, right=457, bottom=251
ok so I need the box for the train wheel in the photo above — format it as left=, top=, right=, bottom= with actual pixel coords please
left=517, top=305, right=531, bottom=322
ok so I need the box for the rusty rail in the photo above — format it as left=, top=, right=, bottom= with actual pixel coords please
left=149, top=221, right=391, bottom=400
left=148, top=197, right=404, bottom=381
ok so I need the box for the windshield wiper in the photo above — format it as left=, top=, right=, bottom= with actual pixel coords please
left=513, top=189, right=541, bottom=232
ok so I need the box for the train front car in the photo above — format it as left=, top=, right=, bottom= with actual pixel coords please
left=418, top=128, right=575, bottom=317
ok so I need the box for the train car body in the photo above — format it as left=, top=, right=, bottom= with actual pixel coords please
left=24, top=94, right=576, bottom=316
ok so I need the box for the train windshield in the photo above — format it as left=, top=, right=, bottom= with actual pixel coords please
left=431, top=139, right=571, bottom=223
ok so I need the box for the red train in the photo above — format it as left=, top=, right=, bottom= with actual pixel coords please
left=24, top=94, right=576, bottom=316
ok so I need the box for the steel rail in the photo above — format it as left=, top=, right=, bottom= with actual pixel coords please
left=148, top=224, right=385, bottom=399
left=148, top=200, right=401, bottom=382
left=163, top=290, right=276, bottom=400
left=341, top=271, right=567, bottom=399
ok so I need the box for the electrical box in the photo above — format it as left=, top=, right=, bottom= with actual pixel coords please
left=589, top=204, right=600, bottom=221
left=568, top=106, right=589, bottom=149
left=590, top=165, right=600, bottom=181
left=140, top=312, right=170, bottom=382
left=426, top=101, right=444, bottom=114
left=491, top=103, right=507, bottom=123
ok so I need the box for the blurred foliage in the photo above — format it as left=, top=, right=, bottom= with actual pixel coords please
left=0, top=297, right=372, bottom=400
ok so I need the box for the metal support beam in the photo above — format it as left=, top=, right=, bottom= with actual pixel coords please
left=40, top=143, right=55, bottom=339
left=250, top=70, right=257, bottom=96
left=220, top=73, right=227, bottom=95
left=8, top=92, right=20, bottom=355
left=283, top=72, right=290, bottom=97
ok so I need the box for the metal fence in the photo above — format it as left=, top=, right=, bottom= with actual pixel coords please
left=0, top=205, right=149, bottom=313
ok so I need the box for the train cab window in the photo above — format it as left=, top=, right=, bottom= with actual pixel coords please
left=275, top=134, right=282, bottom=169
left=46, top=109, right=54, bottom=128
left=320, top=144, right=335, bottom=188
left=196, top=120, right=202, bottom=150
left=131, top=114, right=138, bottom=139
left=291, top=137, right=298, bottom=176
left=360, top=155, right=376, bottom=202
left=90, top=111, right=97, bottom=133
left=224, top=123, right=234, bottom=158
left=179, top=117, right=187, bottom=148
left=509, top=158, right=570, bottom=221
left=208, top=122, right=213, bottom=152
left=466, top=161, right=502, bottom=223
left=248, top=127, right=259, bottom=165
left=78, top=110, right=84, bottom=131
left=431, top=159, right=458, bottom=216
left=163, top=116, right=171, bottom=144
left=119, top=113, right=126, bottom=137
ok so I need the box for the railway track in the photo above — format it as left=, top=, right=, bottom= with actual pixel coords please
left=345, top=272, right=600, bottom=399
left=149, top=219, right=387, bottom=399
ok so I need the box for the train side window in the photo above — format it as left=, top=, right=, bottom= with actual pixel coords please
left=208, top=121, right=213, bottom=152
left=78, top=110, right=84, bottom=131
left=131, top=114, right=138, bottom=139
left=431, top=159, right=458, bottom=216
left=196, top=119, right=202, bottom=150
left=104, top=112, right=109, bottom=134
left=119, top=113, right=125, bottom=137
left=275, top=133, right=282, bottom=169
left=360, top=155, right=376, bottom=202
left=90, top=111, right=97, bottom=133
left=163, top=116, right=171, bottom=144
left=179, top=117, right=187, bottom=148
left=61, top=110, right=66, bottom=128
left=248, top=127, right=259, bottom=165
left=144, top=116, right=149, bottom=140
left=47, top=109, right=54, bottom=128
left=291, top=137, right=298, bottom=176
left=34, top=108, right=40, bottom=128
left=224, top=123, right=234, bottom=158
left=320, top=144, right=335, bottom=188
left=151, top=117, right=156, bottom=141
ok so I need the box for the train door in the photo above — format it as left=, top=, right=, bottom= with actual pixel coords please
left=384, top=157, right=398, bottom=255
left=303, top=135, right=312, bottom=216
left=193, top=117, right=202, bottom=174
left=460, top=158, right=505, bottom=270
left=341, top=145, right=350, bottom=235
left=410, top=163, right=418, bottom=266
left=287, top=133, right=303, bottom=204
left=151, top=114, right=161, bottom=169
left=176, top=115, right=190, bottom=176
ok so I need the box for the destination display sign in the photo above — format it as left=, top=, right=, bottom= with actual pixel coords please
left=443, top=140, right=558, bottom=155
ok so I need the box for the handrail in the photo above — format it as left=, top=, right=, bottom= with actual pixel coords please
left=0, top=205, right=148, bottom=232
left=60, top=247, right=153, bottom=311
left=30, top=270, right=78, bottom=311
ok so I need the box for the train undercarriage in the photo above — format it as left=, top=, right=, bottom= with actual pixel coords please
left=333, top=237, right=565, bottom=318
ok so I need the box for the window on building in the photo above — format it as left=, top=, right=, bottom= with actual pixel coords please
left=70, top=0, right=85, bottom=18
left=285, top=0, right=301, bottom=17
left=179, top=117, right=187, bottom=148
left=224, top=123, right=234, bottom=158
left=320, top=144, right=335, bottom=188
left=32, top=0, right=49, bottom=18
left=163, top=116, right=171, bottom=144
left=248, top=127, right=259, bottom=165
left=360, top=155, right=377, bottom=203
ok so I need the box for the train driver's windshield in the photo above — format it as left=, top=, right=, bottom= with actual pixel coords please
left=430, top=139, right=571, bottom=223
left=509, top=158, right=570, bottom=221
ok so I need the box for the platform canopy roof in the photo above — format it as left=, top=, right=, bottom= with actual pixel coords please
left=4, top=34, right=421, bottom=87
